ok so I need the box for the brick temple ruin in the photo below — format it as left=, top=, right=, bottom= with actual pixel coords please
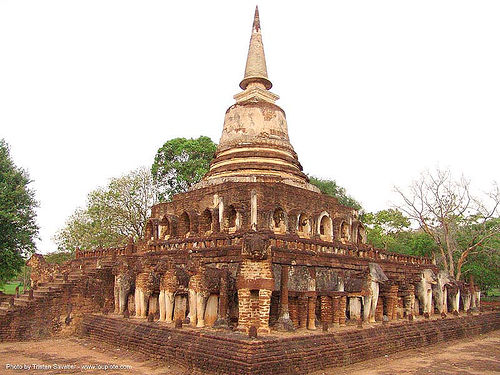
left=1, top=7, right=498, bottom=375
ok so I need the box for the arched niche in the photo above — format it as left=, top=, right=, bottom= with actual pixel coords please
left=340, top=221, right=350, bottom=242
left=200, top=208, right=213, bottom=235
left=357, top=224, right=366, bottom=244
left=271, top=207, right=287, bottom=234
left=179, top=212, right=191, bottom=237
left=297, top=212, right=311, bottom=238
left=159, top=216, right=171, bottom=240
left=144, top=220, right=156, bottom=241
left=318, top=212, right=333, bottom=241
left=226, top=205, right=238, bottom=233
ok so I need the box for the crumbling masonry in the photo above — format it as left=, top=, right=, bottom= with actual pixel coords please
left=0, top=7, right=495, bottom=375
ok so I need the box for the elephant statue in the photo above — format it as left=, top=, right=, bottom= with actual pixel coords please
left=432, top=271, right=451, bottom=314
left=159, top=265, right=178, bottom=323
left=472, top=286, right=481, bottom=311
left=362, top=263, right=388, bottom=323
left=415, top=269, right=437, bottom=315
left=134, top=267, right=156, bottom=318
left=187, top=261, right=210, bottom=327
left=113, top=267, right=135, bottom=315
left=461, top=283, right=472, bottom=311
left=446, top=282, right=460, bottom=314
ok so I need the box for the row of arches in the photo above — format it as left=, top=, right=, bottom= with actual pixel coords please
left=144, top=206, right=366, bottom=244
left=269, top=207, right=366, bottom=243
left=145, top=205, right=242, bottom=241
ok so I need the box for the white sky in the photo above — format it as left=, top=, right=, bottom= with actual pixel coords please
left=1, top=1, right=499, bottom=253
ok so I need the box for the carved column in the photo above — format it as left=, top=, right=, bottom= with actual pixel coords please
left=320, top=296, right=333, bottom=323
left=298, top=295, right=308, bottom=328
left=307, top=294, right=317, bottom=330
left=332, top=296, right=340, bottom=327
left=214, top=267, right=229, bottom=328
left=339, top=295, right=347, bottom=325
left=289, top=297, right=299, bottom=327
left=275, top=265, right=294, bottom=331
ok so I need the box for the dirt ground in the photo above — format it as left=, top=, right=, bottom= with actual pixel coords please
left=0, top=330, right=499, bottom=375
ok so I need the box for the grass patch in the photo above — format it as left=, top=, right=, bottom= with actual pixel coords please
left=486, top=288, right=500, bottom=297
left=0, top=282, right=25, bottom=295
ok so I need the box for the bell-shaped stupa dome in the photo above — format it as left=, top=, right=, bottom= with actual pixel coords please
left=197, top=7, right=318, bottom=192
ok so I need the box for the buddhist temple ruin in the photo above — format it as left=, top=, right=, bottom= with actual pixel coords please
left=1, top=7, right=497, bottom=375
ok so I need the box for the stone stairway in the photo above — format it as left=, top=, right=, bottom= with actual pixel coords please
left=0, top=257, right=118, bottom=320
left=0, top=269, right=82, bottom=317
left=0, top=261, right=114, bottom=342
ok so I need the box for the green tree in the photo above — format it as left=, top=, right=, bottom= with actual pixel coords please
left=151, top=136, right=217, bottom=201
left=44, top=251, right=74, bottom=265
left=309, top=177, right=362, bottom=210
left=0, top=139, right=39, bottom=285
left=54, top=167, right=157, bottom=252
left=395, top=168, right=500, bottom=281
left=363, top=209, right=436, bottom=257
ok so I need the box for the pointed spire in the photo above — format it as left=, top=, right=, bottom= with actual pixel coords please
left=239, top=6, right=273, bottom=90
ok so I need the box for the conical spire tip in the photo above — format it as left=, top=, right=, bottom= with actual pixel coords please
left=239, top=5, right=272, bottom=91
left=253, top=6, right=260, bottom=32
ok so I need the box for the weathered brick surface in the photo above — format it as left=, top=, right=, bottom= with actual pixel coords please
left=0, top=268, right=114, bottom=342
left=81, top=312, right=500, bottom=375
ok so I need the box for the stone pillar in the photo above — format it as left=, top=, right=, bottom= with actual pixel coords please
left=320, top=296, right=333, bottom=323
left=289, top=297, right=299, bottom=327
left=298, top=294, right=308, bottom=328
left=275, top=265, right=294, bottom=331
left=237, top=288, right=251, bottom=331
left=339, top=295, right=347, bottom=325
left=237, top=234, right=274, bottom=334
left=307, top=294, right=317, bottom=330
left=258, top=289, right=272, bottom=334
left=332, top=296, right=340, bottom=327
left=214, top=267, right=229, bottom=328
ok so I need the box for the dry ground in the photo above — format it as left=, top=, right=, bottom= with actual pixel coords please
left=0, top=330, right=499, bottom=375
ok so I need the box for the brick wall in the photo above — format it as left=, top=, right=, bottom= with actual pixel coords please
left=81, top=312, right=500, bottom=375
left=0, top=269, right=114, bottom=342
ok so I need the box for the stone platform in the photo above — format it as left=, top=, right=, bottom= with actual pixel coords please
left=81, top=312, right=500, bottom=375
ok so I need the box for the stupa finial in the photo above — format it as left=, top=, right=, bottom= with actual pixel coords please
left=239, top=6, right=272, bottom=90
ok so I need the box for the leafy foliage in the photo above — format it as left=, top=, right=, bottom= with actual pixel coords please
left=151, top=136, right=217, bottom=201
left=363, top=209, right=436, bottom=257
left=44, top=251, right=74, bottom=264
left=54, top=167, right=157, bottom=252
left=309, top=177, right=362, bottom=210
left=0, top=139, right=39, bottom=285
